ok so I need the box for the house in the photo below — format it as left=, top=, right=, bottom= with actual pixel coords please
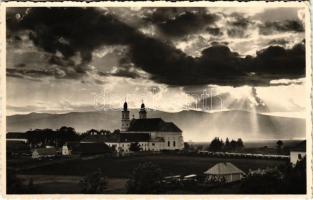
left=204, top=162, right=246, bottom=183
left=290, top=140, right=306, bottom=166
left=62, top=144, right=71, bottom=156
left=32, top=147, right=57, bottom=159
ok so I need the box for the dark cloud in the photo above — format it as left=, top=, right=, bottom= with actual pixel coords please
left=143, top=8, right=220, bottom=37
left=7, top=7, right=139, bottom=79
left=228, top=13, right=251, bottom=28
left=129, top=38, right=305, bottom=86
left=226, top=14, right=253, bottom=38
left=206, top=27, right=223, bottom=36
left=259, top=20, right=304, bottom=35
left=7, top=7, right=306, bottom=87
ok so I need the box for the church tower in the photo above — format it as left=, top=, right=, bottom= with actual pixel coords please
left=121, top=101, right=130, bottom=131
left=139, top=101, right=147, bottom=119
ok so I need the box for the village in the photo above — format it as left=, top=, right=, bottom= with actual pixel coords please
left=6, top=102, right=307, bottom=194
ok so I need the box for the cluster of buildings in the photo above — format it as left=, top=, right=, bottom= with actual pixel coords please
left=81, top=101, right=184, bottom=153
left=7, top=101, right=184, bottom=158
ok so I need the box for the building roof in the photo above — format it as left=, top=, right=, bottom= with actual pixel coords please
left=128, top=118, right=182, bottom=132
left=33, top=147, right=57, bottom=155
left=204, top=162, right=245, bottom=175
left=107, top=133, right=150, bottom=143
left=290, top=140, right=306, bottom=152
left=81, top=133, right=151, bottom=143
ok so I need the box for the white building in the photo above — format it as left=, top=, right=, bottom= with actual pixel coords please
left=120, top=101, right=184, bottom=151
left=290, top=140, right=306, bottom=166
left=204, top=162, right=246, bottom=183
left=62, top=144, right=71, bottom=156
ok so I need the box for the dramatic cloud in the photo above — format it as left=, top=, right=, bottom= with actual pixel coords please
left=7, top=7, right=306, bottom=87
left=7, top=7, right=139, bottom=79
left=142, top=8, right=220, bottom=38
left=226, top=14, right=254, bottom=38
left=129, top=38, right=305, bottom=86
left=259, top=20, right=304, bottom=35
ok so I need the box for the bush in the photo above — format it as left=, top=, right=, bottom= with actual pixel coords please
left=127, top=162, right=163, bottom=194
left=80, top=168, right=108, bottom=193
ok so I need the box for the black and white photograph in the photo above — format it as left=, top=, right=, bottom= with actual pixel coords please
left=4, top=3, right=311, bottom=195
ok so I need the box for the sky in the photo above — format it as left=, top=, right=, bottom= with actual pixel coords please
left=6, top=7, right=306, bottom=117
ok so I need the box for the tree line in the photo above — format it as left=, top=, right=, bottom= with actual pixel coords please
left=208, top=137, right=244, bottom=152
left=11, top=127, right=116, bottom=148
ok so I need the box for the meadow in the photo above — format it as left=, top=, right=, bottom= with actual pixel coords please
left=18, top=154, right=286, bottom=178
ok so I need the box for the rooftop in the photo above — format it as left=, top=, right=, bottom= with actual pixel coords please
left=204, top=162, right=246, bottom=175
left=81, top=133, right=151, bottom=143
left=128, top=118, right=182, bottom=132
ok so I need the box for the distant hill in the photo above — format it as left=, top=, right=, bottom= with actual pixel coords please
left=7, top=110, right=305, bottom=141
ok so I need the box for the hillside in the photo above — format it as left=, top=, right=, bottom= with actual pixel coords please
left=7, top=110, right=306, bottom=141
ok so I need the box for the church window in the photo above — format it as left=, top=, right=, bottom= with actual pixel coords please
left=152, top=143, right=155, bottom=146
left=168, top=141, right=170, bottom=147
left=173, top=141, right=176, bottom=147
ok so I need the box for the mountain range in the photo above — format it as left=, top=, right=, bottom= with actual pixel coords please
left=7, top=109, right=305, bottom=141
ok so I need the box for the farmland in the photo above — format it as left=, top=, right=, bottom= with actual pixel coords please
left=16, top=154, right=286, bottom=178
left=8, top=154, right=289, bottom=194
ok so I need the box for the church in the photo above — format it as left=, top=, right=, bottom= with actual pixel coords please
left=81, top=101, right=184, bottom=153
left=105, top=101, right=184, bottom=152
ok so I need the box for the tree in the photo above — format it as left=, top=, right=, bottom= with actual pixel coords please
left=281, top=157, right=306, bottom=194
left=208, top=137, right=224, bottom=152
left=127, top=162, right=163, bottom=194
left=183, top=142, right=191, bottom=151
left=80, top=168, right=108, bottom=194
left=237, top=138, right=244, bottom=149
left=224, top=138, right=230, bottom=151
left=240, top=158, right=306, bottom=194
left=129, top=142, right=141, bottom=152
left=276, top=140, right=284, bottom=153
left=239, top=170, right=283, bottom=194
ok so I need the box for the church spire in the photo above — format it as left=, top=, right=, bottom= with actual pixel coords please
left=121, top=101, right=130, bottom=131
left=139, top=100, right=147, bottom=119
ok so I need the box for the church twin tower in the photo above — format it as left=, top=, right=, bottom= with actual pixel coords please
left=121, top=101, right=147, bottom=131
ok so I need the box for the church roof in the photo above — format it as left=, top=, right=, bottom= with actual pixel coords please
left=127, top=118, right=182, bottom=132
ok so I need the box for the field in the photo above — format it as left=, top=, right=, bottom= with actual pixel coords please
left=17, top=154, right=286, bottom=177
left=9, top=154, right=287, bottom=194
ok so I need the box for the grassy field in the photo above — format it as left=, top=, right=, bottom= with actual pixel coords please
left=17, top=175, right=127, bottom=194
left=17, top=154, right=287, bottom=178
